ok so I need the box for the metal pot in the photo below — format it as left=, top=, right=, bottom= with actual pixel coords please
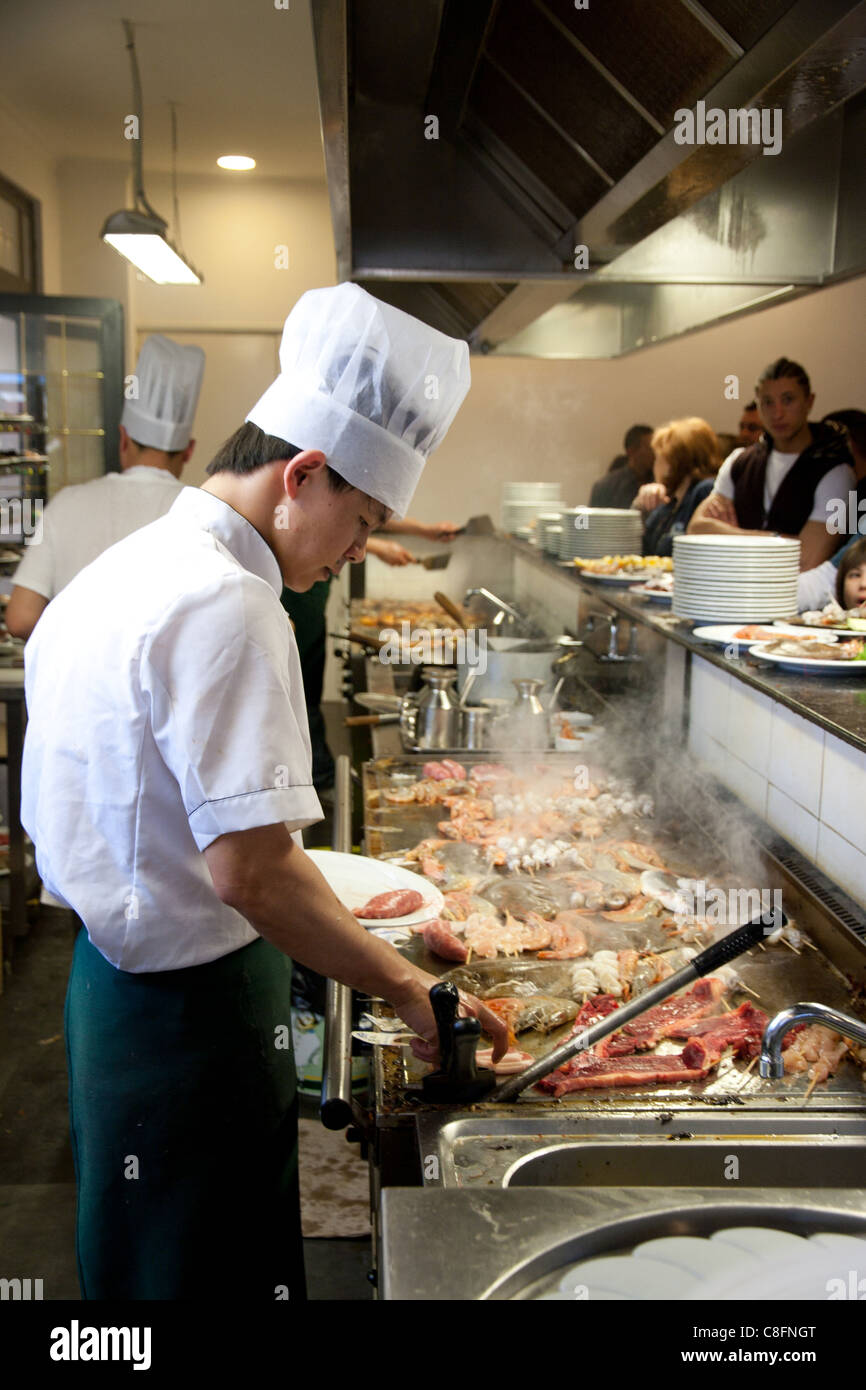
left=454, top=636, right=575, bottom=705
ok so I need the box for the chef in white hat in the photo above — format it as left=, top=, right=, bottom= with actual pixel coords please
left=22, top=284, right=505, bottom=1301
left=6, top=333, right=205, bottom=639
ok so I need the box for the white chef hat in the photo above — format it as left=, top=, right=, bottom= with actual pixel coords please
left=121, top=334, right=205, bottom=452
left=245, top=284, right=470, bottom=517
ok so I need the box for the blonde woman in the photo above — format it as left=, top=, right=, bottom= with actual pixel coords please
left=636, top=417, right=721, bottom=556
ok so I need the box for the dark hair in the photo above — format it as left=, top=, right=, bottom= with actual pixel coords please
left=823, top=409, right=866, bottom=457
left=743, top=401, right=758, bottom=412
left=205, top=421, right=352, bottom=491
left=836, top=537, right=866, bottom=608
left=756, top=358, right=811, bottom=395
left=131, top=437, right=186, bottom=463
left=624, top=424, right=653, bottom=452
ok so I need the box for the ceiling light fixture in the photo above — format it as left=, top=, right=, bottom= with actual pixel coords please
left=216, top=155, right=256, bottom=171
left=100, top=20, right=203, bottom=285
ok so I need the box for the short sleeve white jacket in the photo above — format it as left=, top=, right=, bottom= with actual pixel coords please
left=21, top=488, right=322, bottom=972
left=12, top=466, right=186, bottom=599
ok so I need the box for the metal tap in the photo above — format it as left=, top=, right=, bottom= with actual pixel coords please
left=760, top=1002, right=866, bottom=1079
left=463, top=587, right=527, bottom=633
left=582, top=613, right=640, bottom=663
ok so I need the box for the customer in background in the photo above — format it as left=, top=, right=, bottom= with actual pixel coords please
left=6, top=334, right=205, bottom=639
left=589, top=424, right=654, bottom=508
left=835, top=537, right=866, bottom=610
left=687, top=357, right=855, bottom=570
left=634, top=418, right=720, bottom=557
left=797, top=413, right=866, bottom=612
left=734, top=401, right=763, bottom=453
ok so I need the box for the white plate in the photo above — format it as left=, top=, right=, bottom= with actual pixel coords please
left=748, top=642, right=866, bottom=674
left=774, top=618, right=861, bottom=638
left=692, top=623, right=836, bottom=647
left=303, top=849, right=443, bottom=926
left=581, top=571, right=660, bottom=585
left=628, top=584, right=673, bottom=603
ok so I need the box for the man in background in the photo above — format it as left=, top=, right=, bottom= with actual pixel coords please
left=688, top=357, right=854, bottom=571
left=6, top=334, right=205, bottom=639
left=589, top=424, right=654, bottom=508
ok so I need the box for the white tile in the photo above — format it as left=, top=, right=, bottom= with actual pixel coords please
left=768, top=704, right=825, bottom=816
left=820, top=732, right=866, bottom=842
left=766, top=785, right=819, bottom=860
left=690, top=656, right=731, bottom=741
left=816, top=824, right=866, bottom=909
left=688, top=730, right=727, bottom=782
left=726, top=682, right=773, bottom=776
left=717, top=752, right=768, bottom=821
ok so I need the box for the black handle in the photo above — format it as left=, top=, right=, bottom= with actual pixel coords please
left=692, top=911, right=786, bottom=976
left=421, top=982, right=495, bottom=1103
left=429, top=981, right=460, bottom=1071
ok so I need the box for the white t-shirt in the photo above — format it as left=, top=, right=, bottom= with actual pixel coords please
left=13, top=465, right=186, bottom=600
left=712, top=449, right=855, bottom=525
left=21, top=488, right=322, bottom=972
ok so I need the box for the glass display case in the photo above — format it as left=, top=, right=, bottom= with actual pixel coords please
left=0, top=294, right=123, bottom=952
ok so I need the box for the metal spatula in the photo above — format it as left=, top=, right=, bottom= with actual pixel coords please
left=455, top=514, right=495, bottom=536
left=416, top=552, right=451, bottom=570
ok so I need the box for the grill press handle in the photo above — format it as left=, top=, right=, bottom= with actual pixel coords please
left=691, top=912, right=785, bottom=976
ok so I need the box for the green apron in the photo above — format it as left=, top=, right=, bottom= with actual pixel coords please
left=65, top=930, right=306, bottom=1301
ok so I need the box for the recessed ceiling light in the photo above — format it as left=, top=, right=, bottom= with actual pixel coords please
left=217, top=155, right=256, bottom=171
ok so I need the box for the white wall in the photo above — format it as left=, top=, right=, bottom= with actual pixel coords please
left=131, top=172, right=336, bottom=333
left=408, top=274, right=866, bottom=527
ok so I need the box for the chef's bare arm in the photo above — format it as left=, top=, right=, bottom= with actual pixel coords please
left=6, top=585, right=49, bottom=640
left=203, top=822, right=507, bottom=1059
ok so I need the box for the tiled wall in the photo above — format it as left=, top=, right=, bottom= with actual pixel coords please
left=687, top=655, right=866, bottom=907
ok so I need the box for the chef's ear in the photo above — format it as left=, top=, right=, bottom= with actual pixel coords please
left=282, top=450, right=327, bottom=498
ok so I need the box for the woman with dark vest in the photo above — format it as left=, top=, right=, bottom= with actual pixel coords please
left=688, top=358, right=855, bottom=571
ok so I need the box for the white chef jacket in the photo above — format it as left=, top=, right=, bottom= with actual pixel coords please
left=21, top=487, right=323, bottom=972
left=12, top=466, right=186, bottom=600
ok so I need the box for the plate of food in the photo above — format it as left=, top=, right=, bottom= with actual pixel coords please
left=776, top=599, right=866, bottom=636
left=573, top=555, right=673, bottom=583
left=628, top=573, right=674, bottom=603
left=748, top=638, right=866, bottom=673
left=692, top=623, right=838, bottom=648
left=304, top=849, right=443, bottom=927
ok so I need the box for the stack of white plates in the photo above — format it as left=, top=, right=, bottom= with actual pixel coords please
left=501, top=482, right=563, bottom=533
left=557, top=507, right=643, bottom=561
left=536, top=512, right=563, bottom=552
left=672, top=534, right=800, bottom=621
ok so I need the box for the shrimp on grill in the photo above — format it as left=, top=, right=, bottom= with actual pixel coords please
left=783, top=1024, right=848, bottom=1092
left=611, top=841, right=669, bottom=873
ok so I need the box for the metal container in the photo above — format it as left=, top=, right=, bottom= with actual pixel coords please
left=413, top=670, right=461, bottom=750
left=461, top=705, right=493, bottom=750
left=511, top=677, right=550, bottom=749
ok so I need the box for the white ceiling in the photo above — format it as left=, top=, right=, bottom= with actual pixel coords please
left=1, top=0, right=327, bottom=182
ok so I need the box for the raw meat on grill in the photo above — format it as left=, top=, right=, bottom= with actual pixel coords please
left=540, top=1052, right=713, bottom=1096
left=353, top=888, right=425, bottom=919
left=600, top=977, right=725, bottom=1056
left=422, top=919, right=468, bottom=962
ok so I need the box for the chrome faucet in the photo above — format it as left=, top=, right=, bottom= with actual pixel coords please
left=463, top=587, right=527, bottom=632
left=759, top=1002, right=866, bottom=1079
left=582, top=613, right=641, bottom=663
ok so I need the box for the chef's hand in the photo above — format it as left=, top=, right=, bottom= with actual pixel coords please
left=367, top=538, right=415, bottom=566
left=423, top=520, right=461, bottom=543
left=635, top=482, right=668, bottom=514
left=702, top=492, right=739, bottom=525
left=390, top=972, right=508, bottom=1064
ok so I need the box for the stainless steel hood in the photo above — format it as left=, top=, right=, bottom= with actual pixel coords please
left=312, top=0, right=866, bottom=354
